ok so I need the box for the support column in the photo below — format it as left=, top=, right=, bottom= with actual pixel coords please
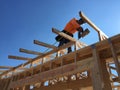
left=109, top=39, right=120, bottom=79
left=23, top=85, right=30, bottom=90
left=91, top=45, right=112, bottom=90
left=0, top=79, right=4, bottom=89
left=7, top=76, right=15, bottom=90
left=3, top=79, right=10, bottom=90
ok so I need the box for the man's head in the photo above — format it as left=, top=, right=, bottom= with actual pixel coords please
left=77, top=18, right=85, bottom=25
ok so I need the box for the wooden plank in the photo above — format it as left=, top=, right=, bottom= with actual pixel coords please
left=91, top=47, right=104, bottom=90
left=52, top=28, right=87, bottom=47
left=91, top=47, right=112, bottom=90
left=19, top=48, right=43, bottom=55
left=109, top=41, right=120, bottom=79
left=0, top=70, right=7, bottom=73
left=0, top=42, right=74, bottom=77
left=2, top=34, right=120, bottom=78
left=79, top=11, right=108, bottom=41
left=8, top=55, right=32, bottom=61
left=109, top=66, right=116, bottom=70
left=0, top=66, right=13, bottom=69
left=3, top=78, right=10, bottom=90
left=8, top=57, right=93, bottom=88
left=34, top=40, right=57, bottom=49
left=1, top=34, right=120, bottom=80
left=30, top=41, right=74, bottom=63
left=101, top=60, right=112, bottom=90
left=37, top=77, right=92, bottom=90
left=22, top=85, right=30, bottom=90
left=0, top=70, right=7, bottom=72
left=112, top=77, right=120, bottom=82
left=7, top=77, right=14, bottom=90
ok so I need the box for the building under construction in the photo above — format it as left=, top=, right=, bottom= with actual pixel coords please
left=0, top=12, right=120, bottom=90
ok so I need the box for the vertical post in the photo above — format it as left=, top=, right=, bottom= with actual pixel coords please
left=74, top=43, right=77, bottom=63
left=0, top=79, right=3, bottom=89
left=98, top=31, right=102, bottom=41
left=79, top=11, right=108, bottom=41
left=7, top=76, right=14, bottom=90
left=23, top=85, right=30, bottom=90
left=3, top=79, right=11, bottom=90
left=109, top=39, right=120, bottom=79
left=91, top=46, right=104, bottom=90
left=90, top=45, right=112, bottom=90
left=40, top=58, right=44, bottom=72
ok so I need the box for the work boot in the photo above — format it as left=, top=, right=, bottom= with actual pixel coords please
left=81, top=28, right=90, bottom=38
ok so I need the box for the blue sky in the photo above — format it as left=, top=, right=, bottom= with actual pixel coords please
left=0, top=0, right=120, bottom=67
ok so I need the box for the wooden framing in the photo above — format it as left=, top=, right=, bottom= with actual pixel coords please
left=0, top=11, right=120, bottom=90
left=19, top=48, right=43, bottom=55
left=109, top=39, right=120, bottom=79
left=8, top=55, right=32, bottom=61
left=34, top=40, right=57, bottom=49
left=80, top=11, right=108, bottom=41
left=0, top=41, right=74, bottom=77
left=0, top=66, right=14, bottom=69
left=36, top=76, right=92, bottom=90
left=91, top=46, right=112, bottom=90
left=52, top=28, right=87, bottom=48
left=0, top=33, right=119, bottom=90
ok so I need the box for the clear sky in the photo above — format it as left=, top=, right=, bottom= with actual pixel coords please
left=0, top=0, right=120, bottom=67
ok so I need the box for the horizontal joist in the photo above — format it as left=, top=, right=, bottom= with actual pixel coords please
left=34, top=40, right=57, bottom=49
left=19, top=48, right=43, bottom=55
left=52, top=28, right=87, bottom=48
left=8, top=55, right=32, bottom=61
left=39, top=77, right=92, bottom=90
left=109, top=66, right=116, bottom=70
left=0, top=70, right=7, bottom=72
left=0, top=41, right=74, bottom=77
left=0, top=66, right=13, bottom=69
left=0, top=34, right=120, bottom=78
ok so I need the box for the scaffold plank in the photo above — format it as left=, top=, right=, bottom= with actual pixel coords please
left=8, top=55, right=32, bottom=61
left=34, top=40, right=57, bottom=49
left=19, top=48, right=43, bottom=55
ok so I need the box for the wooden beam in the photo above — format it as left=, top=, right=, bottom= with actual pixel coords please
left=109, top=40, right=120, bottom=79
left=52, top=28, right=87, bottom=47
left=112, top=77, right=120, bottom=82
left=0, top=66, right=13, bottom=69
left=79, top=11, right=108, bottom=41
left=111, top=74, right=118, bottom=78
left=91, top=47, right=104, bottom=90
left=8, top=57, right=93, bottom=88
left=0, top=70, right=7, bottom=72
left=19, top=48, right=43, bottom=55
left=8, top=55, right=32, bottom=61
left=1, top=34, right=120, bottom=79
left=52, top=28, right=77, bottom=42
left=29, top=41, right=74, bottom=64
left=0, top=42, right=74, bottom=77
left=109, top=66, right=116, bottom=70
left=34, top=40, right=57, bottom=49
left=91, top=47, right=112, bottom=90
left=37, top=77, right=92, bottom=90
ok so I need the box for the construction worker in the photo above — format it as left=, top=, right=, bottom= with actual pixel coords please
left=55, top=17, right=89, bottom=53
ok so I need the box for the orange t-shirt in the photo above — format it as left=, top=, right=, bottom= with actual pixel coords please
left=64, top=18, right=80, bottom=34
